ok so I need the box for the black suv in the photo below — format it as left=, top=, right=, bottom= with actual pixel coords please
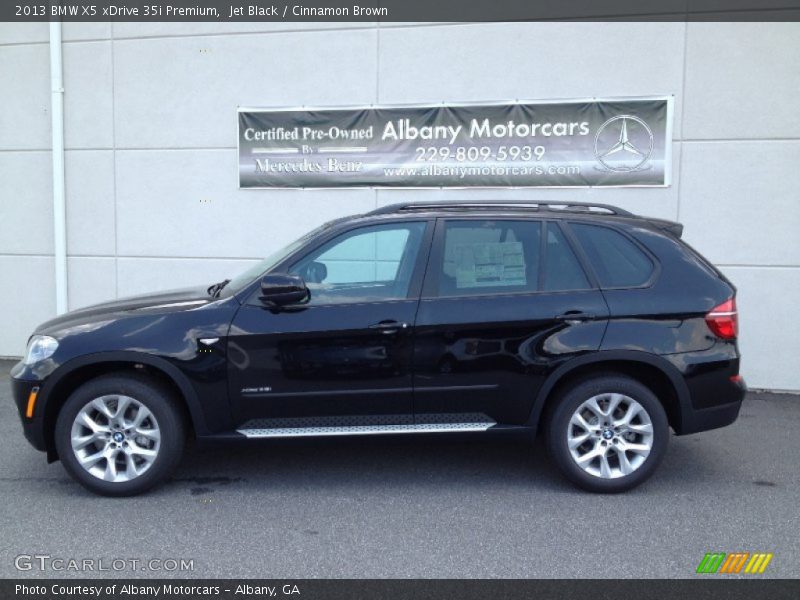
left=11, top=201, right=745, bottom=495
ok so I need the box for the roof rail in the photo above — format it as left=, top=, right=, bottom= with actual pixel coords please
left=368, top=200, right=634, bottom=217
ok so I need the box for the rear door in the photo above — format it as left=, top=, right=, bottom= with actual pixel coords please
left=412, top=217, right=609, bottom=425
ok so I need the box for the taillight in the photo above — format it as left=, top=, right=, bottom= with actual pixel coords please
left=705, top=298, right=738, bottom=340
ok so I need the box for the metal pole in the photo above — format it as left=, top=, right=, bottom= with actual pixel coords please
left=49, top=21, right=68, bottom=314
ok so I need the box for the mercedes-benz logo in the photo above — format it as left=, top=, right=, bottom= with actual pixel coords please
left=594, top=115, right=654, bottom=172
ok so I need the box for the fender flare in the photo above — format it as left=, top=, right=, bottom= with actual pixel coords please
left=39, top=351, right=210, bottom=440
left=526, top=350, right=692, bottom=431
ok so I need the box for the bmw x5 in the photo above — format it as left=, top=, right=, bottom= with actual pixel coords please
left=10, top=201, right=746, bottom=495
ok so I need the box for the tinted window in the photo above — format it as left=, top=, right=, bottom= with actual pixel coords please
left=290, top=222, right=426, bottom=304
left=571, top=223, right=654, bottom=287
left=543, top=223, right=590, bottom=291
left=438, top=220, right=540, bottom=296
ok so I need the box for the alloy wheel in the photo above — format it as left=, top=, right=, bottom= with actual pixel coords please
left=566, top=393, right=654, bottom=479
left=70, top=395, right=161, bottom=483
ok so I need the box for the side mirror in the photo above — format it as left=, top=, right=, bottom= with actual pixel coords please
left=259, top=274, right=309, bottom=307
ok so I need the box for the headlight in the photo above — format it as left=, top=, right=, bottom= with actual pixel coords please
left=23, top=335, right=59, bottom=365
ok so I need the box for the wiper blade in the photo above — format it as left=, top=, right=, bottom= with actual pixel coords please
left=207, top=279, right=231, bottom=298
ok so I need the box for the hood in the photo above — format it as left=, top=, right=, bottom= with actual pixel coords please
left=35, top=286, right=215, bottom=336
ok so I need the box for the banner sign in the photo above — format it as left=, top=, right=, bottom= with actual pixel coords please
left=238, top=97, right=672, bottom=189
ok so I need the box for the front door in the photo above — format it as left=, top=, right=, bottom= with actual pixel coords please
left=413, top=218, right=609, bottom=425
left=228, top=220, right=431, bottom=425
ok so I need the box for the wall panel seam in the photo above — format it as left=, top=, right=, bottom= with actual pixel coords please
left=676, top=21, right=689, bottom=221
left=111, top=25, right=379, bottom=44
left=6, top=138, right=797, bottom=154
left=0, top=38, right=111, bottom=47
left=111, top=26, right=120, bottom=300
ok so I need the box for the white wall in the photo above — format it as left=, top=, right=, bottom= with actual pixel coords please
left=0, top=22, right=798, bottom=390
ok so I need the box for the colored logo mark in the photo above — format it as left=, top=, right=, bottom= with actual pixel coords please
left=696, top=552, right=773, bottom=574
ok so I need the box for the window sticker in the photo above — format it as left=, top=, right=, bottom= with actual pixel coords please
left=453, top=242, right=526, bottom=288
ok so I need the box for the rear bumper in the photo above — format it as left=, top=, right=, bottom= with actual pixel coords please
left=679, top=397, right=743, bottom=435
left=678, top=375, right=746, bottom=435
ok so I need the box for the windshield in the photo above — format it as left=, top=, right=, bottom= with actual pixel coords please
left=222, top=221, right=337, bottom=295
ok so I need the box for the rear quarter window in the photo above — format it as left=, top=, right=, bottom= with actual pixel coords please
left=570, top=223, right=654, bottom=288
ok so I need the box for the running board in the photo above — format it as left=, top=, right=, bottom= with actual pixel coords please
left=236, top=414, right=496, bottom=439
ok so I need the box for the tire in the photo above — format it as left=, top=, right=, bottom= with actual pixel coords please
left=55, top=374, right=185, bottom=497
left=545, top=374, right=669, bottom=493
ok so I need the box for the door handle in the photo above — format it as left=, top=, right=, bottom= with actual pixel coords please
left=369, top=320, right=409, bottom=334
left=554, top=311, right=595, bottom=323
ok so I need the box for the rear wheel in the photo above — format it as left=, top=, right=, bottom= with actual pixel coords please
left=546, top=374, right=669, bottom=493
left=55, top=374, right=185, bottom=496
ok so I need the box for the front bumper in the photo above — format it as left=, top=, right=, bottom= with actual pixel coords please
left=10, top=361, right=48, bottom=453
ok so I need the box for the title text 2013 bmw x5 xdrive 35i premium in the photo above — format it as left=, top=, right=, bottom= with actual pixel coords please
left=11, top=201, right=746, bottom=496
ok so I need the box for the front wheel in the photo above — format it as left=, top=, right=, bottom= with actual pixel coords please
left=55, top=374, right=185, bottom=497
left=546, top=375, right=669, bottom=493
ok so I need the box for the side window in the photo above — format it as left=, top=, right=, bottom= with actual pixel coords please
left=571, top=223, right=654, bottom=288
left=438, top=220, right=540, bottom=296
left=543, top=223, right=590, bottom=291
left=290, top=222, right=426, bottom=305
